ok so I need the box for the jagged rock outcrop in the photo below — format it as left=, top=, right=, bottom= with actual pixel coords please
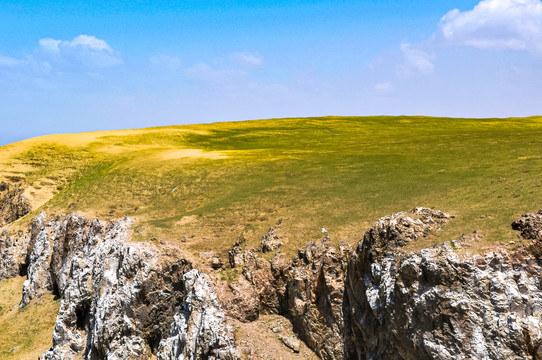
left=277, top=237, right=351, bottom=360
left=0, top=183, right=34, bottom=280
left=14, top=213, right=237, bottom=360
left=0, top=196, right=38, bottom=280
left=512, top=210, right=542, bottom=241
left=20, top=213, right=52, bottom=307
left=157, top=269, right=237, bottom=360
left=222, top=246, right=271, bottom=322
left=513, top=210, right=542, bottom=259
left=344, top=207, right=542, bottom=359
left=0, top=228, right=30, bottom=280
left=8, top=206, right=542, bottom=360
left=260, top=227, right=282, bottom=253
left=0, top=181, right=31, bottom=226
left=228, top=237, right=248, bottom=268
left=224, top=234, right=351, bottom=360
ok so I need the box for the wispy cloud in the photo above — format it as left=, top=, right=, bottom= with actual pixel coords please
left=439, top=0, right=542, bottom=54
left=397, top=43, right=434, bottom=77
left=184, top=63, right=246, bottom=84
left=0, top=55, right=24, bottom=68
left=229, top=52, right=264, bottom=69
left=39, top=35, right=122, bottom=67
left=183, top=52, right=263, bottom=85
left=0, top=35, right=121, bottom=74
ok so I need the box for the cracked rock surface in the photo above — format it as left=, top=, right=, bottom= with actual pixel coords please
left=157, top=269, right=237, bottom=360
left=344, top=207, right=542, bottom=360
left=224, top=233, right=351, bottom=360
left=6, top=207, right=542, bottom=360
left=11, top=213, right=236, bottom=360
left=0, top=182, right=31, bottom=227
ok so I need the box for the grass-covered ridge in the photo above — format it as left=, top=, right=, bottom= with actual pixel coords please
left=1, top=116, right=542, bottom=254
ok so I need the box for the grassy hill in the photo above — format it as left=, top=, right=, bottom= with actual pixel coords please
left=0, top=277, right=59, bottom=359
left=2, top=116, right=542, bottom=255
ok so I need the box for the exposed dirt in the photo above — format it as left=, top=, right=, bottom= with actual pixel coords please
left=159, top=148, right=227, bottom=160
left=230, top=314, right=319, bottom=360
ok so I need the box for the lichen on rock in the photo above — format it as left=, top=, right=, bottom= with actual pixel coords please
left=157, top=269, right=238, bottom=360
left=344, top=208, right=542, bottom=360
left=8, top=207, right=542, bottom=360
left=10, top=213, right=237, bottom=360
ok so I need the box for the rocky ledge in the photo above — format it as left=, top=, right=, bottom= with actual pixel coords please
left=0, top=181, right=31, bottom=227
left=221, top=207, right=542, bottom=360
left=344, top=207, right=542, bottom=359
left=3, top=207, right=542, bottom=359
left=4, top=213, right=237, bottom=360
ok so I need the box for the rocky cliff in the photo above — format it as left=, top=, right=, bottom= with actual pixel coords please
left=0, top=181, right=31, bottom=227
left=2, top=213, right=237, bottom=360
left=344, top=208, right=542, bottom=359
left=221, top=208, right=542, bottom=360
left=0, top=182, right=32, bottom=280
left=223, top=234, right=351, bottom=359
left=3, top=206, right=542, bottom=359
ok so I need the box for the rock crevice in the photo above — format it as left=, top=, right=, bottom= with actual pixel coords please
left=0, top=181, right=31, bottom=227
left=13, top=213, right=237, bottom=360
left=224, top=233, right=351, bottom=359
left=5, top=207, right=542, bottom=359
left=344, top=208, right=542, bottom=360
left=223, top=208, right=542, bottom=360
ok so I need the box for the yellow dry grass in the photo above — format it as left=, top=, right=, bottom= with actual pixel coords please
left=159, top=149, right=227, bottom=161
left=0, top=277, right=59, bottom=360
left=2, top=116, right=542, bottom=258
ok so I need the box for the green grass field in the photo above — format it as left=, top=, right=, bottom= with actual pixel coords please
left=0, top=277, right=60, bottom=359
left=2, top=116, right=542, bottom=255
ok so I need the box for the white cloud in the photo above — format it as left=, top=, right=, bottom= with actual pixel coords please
left=38, top=38, right=62, bottom=54
left=185, top=63, right=246, bottom=84
left=0, top=54, right=50, bottom=74
left=439, top=0, right=542, bottom=54
left=68, top=35, right=112, bottom=51
left=39, top=35, right=121, bottom=67
left=230, top=52, right=264, bottom=69
left=149, top=55, right=182, bottom=72
left=0, top=55, right=23, bottom=68
left=397, top=43, right=435, bottom=76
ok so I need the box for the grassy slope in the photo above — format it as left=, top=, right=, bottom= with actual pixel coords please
left=0, top=277, right=60, bottom=359
left=1, top=116, right=542, bottom=255
left=0, top=115, right=540, bottom=360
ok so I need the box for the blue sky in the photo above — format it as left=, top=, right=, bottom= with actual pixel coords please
left=1, top=0, right=541, bottom=145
